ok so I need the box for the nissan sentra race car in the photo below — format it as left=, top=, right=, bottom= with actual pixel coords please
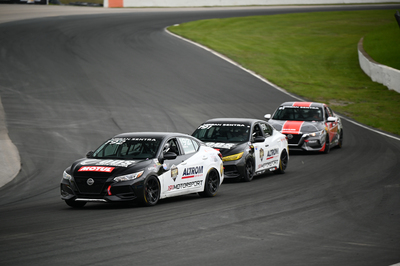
left=61, top=132, right=224, bottom=208
left=265, top=102, right=343, bottom=153
left=192, top=118, right=289, bottom=182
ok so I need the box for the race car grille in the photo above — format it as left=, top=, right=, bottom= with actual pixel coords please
left=74, top=177, right=107, bottom=194
left=286, top=134, right=303, bottom=145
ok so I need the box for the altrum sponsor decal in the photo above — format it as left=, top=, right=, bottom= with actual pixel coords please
left=168, top=181, right=203, bottom=191
left=282, top=121, right=304, bottom=134
left=182, top=166, right=203, bottom=179
left=267, top=148, right=279, bottom=159
left=78, top=166, right=115, bottom=173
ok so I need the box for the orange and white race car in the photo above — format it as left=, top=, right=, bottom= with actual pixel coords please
left=265, top=102, right=343, bottom=153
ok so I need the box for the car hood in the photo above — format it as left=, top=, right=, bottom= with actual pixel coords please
left=203, top=142, right=248, bottom=156
left=70, top=158, right=153, bottom=178
left=269, top=119, right=326, bottom=134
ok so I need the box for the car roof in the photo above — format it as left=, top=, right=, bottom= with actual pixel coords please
left=280, top=101, right=325, bottom=108
left=203, top=118, right=263, bottom=125
left=113, top=132, right=191, bottom=139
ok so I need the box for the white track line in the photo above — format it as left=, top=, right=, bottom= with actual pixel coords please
left=166, top=27, right=400, bottom=142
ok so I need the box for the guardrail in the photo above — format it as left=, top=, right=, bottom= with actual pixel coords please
left=104, top=0, right=399, bottom=8
left=358, top=37, right=400, bottom=93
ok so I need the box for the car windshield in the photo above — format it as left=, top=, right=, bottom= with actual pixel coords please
left=272, top=106, right=323, bottom=121
left=92, top=137, right=162, bottom=160
left=193, top=123, right=250, bottom=143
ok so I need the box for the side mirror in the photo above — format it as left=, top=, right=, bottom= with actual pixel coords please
left=86, top=151, right=94, bottom=158
left=160, top=152, right=177, bottom=164
left=326, top=116, right=337, bottom=123
left=264, top=114, right=271, bottom=120
left=253, top=136, right=265, bottom=143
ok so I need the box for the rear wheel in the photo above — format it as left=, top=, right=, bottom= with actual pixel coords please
left=65, top=199, right=86, bottom=208
left=139, top=176, right=160, bottom=206
left=199, top=169, right=220, bottom=197
left=274, top=149, right=288, bottom=174
left=243, top=159, right=254, bottom=182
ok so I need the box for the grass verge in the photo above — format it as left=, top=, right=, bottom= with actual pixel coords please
left=168, top=9, right=400, bottom=136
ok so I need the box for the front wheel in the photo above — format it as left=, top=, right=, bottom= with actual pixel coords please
left=199, top=169, right=220, bottom=197
left=323, top=131, right=330, bottom=154
left=243, top=159, right=254, bottom=182
left=139, top=176, right=160, bottom=206
left=274, top=149, right=288, bottom=174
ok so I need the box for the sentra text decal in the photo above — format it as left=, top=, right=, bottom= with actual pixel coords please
left=168, top=181, right=203, bottom=191
left=182, top=166, right=203, bottom=179
left=109, top=137, right=157, bottom=145
left=78, top=166, right=115, bottom=173
left=80, top=159, right=135, bottom=167
left=198, top=123, right=246, bottom=130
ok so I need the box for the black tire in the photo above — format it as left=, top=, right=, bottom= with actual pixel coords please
left=337, top=131, right=343, bottom=149
left=139, top=176, right=160, bottom=206
left=274, top=149, right=288, bottom=174
left=199, top=169, right=220, bottom=197
left=323, top=132, right=330, bottom=154
left=243, top=159, right=254, bottom=182
left=65, top=199, right=86, bottom=208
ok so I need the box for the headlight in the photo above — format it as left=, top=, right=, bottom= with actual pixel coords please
left=223, top=152, right=244, bottom=162
left=308, top=130, right=324, bottom=137
left=63, top=171, right=72, bottom=181
left=114, top=171, right=144, bottom=182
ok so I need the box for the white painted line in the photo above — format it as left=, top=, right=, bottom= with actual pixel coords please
left=165, top=27, right=400, bottom=142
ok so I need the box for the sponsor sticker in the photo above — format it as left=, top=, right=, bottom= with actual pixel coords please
left=78, top=166, right=115, bottom=173
left=167, top=180, right=203, bottom=191
left=182, top=166, right=203, bottom=179
left=171, top=165, right=178, bottom=181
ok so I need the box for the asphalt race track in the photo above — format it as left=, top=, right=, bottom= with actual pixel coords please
left=0, top=4, right=400, bottom=266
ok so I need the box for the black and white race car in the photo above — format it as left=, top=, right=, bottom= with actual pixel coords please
left=265, top=102, right=343, bottom=153
left=192, top=118, right=289, bottom=182
left=61, top=132, right=224, bottom=208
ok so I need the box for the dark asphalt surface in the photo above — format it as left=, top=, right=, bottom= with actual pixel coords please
left=0, top=4, right=399, bottom=266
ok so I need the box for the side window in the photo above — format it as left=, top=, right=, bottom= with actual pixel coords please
left=165, top=138, right=181, bottom=155
left=178, top=137, right=198, bottom=154
left=260, top=123, right=273, bottom=136
left=324, top=107, right=331, bottom=120
left=253, top=124, right=263, bottom=137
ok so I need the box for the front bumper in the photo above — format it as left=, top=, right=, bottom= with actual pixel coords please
left=222, top=158, right=246, bottom=179
left=285, top=133, right=326, bottom=152
left=60, top=177, right=144, bottom=203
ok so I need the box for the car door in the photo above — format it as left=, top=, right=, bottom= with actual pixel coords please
left=260, top=122, right=280, bottom=171
left=251, top=122, right=279, bottom=173
left=162, top=137, right=205, bottom=197
left=324, top=105, right=339, bottom=143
